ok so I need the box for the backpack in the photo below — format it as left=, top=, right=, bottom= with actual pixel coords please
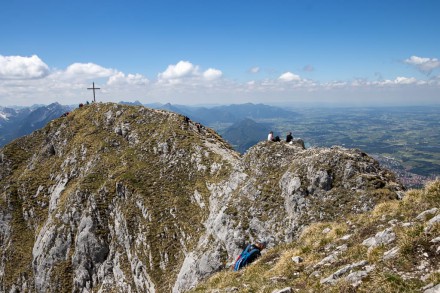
left=234, top=244, right=261, bottom=271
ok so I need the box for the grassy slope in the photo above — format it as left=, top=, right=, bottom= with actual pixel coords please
left=192, top=180, right=440, bottom=293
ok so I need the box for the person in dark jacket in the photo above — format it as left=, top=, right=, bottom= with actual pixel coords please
left=286, top=132, right=293, bottom=143
left=234, top=240, right=267, bottom=271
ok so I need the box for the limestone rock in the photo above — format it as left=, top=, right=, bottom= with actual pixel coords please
left=315, top=244, right=347, bottom=268
left=424, top=283, right=440, bottom=293
left=320, top=260, right=369, bottom=285
left=416, top=208, right=439, bottom=221
left=383, top=247, right=400, bottom=260
left=425, top=214, right=440, bottom=232
left=270, top=276, right=288, bottom=283
left=362, top=227, right=396, bottom=248
left=322, top=227, right=331, bottom=234
left=345, top=265, right=375, bottom=287
left=431, top=237, right=440, bottom=244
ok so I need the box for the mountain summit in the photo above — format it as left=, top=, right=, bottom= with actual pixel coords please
left=0, top=103, right=404, bottom=292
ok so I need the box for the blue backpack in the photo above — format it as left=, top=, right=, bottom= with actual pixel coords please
left=234, top=244, right=261, bottom=271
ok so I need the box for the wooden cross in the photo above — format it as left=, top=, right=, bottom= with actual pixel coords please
left=87, top=82, right=100, bottom=102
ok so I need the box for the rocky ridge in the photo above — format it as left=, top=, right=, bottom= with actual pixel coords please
left=0, top=103, right=404, bottom=292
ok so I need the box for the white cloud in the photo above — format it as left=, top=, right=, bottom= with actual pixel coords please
left=63, top=63, right=115, bottom=79
left=278, top=72, right=301, bottom=82
left=158, top=61, right=199, bottom=80
left=404, top=56, right=440, bottom=74
left=394, top=76, right=417, bottom=85
left=108, top=72, right=149, bottom=86
left=203, top=68, right=222, bottom=80
left=157, top=61, right=224, bottom=86
left=369, top=76, right=418, bottom=86
left=0, top=55, right=49, bottom=79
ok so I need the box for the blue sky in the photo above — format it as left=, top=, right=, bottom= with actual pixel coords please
left=1, top=0, right=439, bottom=106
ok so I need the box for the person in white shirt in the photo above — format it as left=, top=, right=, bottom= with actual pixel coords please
left=267, top=131, right=274, bottom=141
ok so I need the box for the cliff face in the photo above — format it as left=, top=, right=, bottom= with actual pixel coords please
left=0, top=103, right=403, bottom=292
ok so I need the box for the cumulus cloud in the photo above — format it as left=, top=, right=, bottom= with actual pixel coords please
left=63, top=63, right=115, bottom=79
left=203, top=68, right=223, bottom=80
left=158, top=61, right=199, bottom=81
left=278, top=72, right=301, bottom=82
left=405, top=56, right=440, bottom=74
left=157, top=61, right=224, bottom=85
left=107, top=72, right=149, bottom=86
left=0, top=55, right=49, bottom=79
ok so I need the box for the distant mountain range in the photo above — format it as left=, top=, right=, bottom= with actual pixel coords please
left=0, top=103, right=72, bottom=147
left=152, top=102, right=295, bottom=125
left=221, top=118, right=271, bottom=153
left=120, top=101, right=295, bottom=124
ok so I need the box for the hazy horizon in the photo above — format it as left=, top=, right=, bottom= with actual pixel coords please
left=2, top=100, right=440, bottom=110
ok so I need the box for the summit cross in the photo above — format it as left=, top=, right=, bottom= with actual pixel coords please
left=87, top=82, right=100, bottom=102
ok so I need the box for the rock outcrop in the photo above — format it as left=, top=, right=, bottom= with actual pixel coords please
left=0, top=103, right=404, bottom=292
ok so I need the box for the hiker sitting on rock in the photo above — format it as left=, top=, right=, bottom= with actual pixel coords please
left=234, top=240, right=267, bottom=271
left=267, top=131, right=274, bottom=141
left=268, top=131, right=281, bottom=142
left=286, top=132, right=293, bottom=143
